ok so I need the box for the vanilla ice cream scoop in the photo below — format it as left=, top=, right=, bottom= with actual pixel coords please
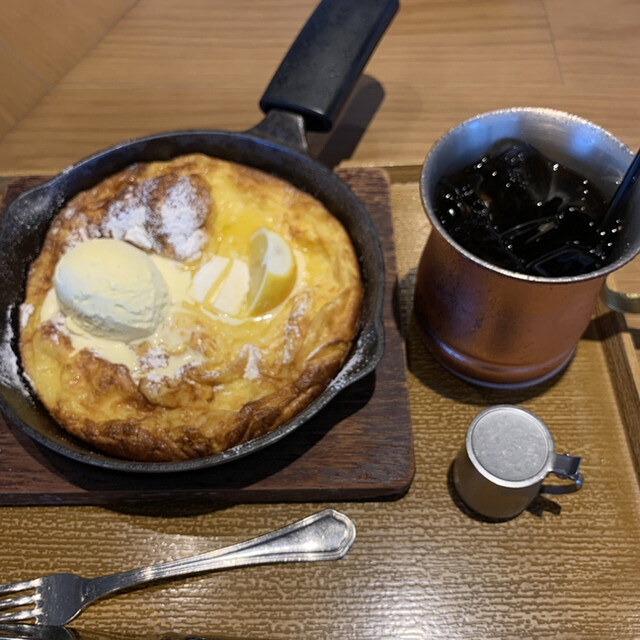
left=53, top=238, right=170, bottom=341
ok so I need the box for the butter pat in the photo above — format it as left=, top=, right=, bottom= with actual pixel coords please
left=192, top=255, right=250, bottom=316
left=54, top=238, right=170, bottom=341
left=213, top=259, right=249, bottom=315
left=190, top=255, right=230, bottom=303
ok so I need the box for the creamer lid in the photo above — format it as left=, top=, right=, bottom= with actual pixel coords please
left=466, top=405, right=555, bottom=485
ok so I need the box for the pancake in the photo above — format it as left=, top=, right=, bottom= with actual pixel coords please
left=19, top=154, right=362, bottom=461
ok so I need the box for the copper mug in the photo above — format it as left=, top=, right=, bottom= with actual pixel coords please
left=415, top=107, right=640, bottom=388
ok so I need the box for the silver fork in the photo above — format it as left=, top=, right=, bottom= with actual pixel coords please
left=0, top=509, right=355, bottom=626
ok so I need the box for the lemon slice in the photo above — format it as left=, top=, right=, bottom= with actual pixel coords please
left=247, top=227, right=297, bottom=315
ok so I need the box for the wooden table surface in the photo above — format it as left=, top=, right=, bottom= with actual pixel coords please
left=2, top=1, right=640, bottom=638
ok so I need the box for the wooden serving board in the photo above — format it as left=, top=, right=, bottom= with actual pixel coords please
left=0, top=168, right=414, bottom=505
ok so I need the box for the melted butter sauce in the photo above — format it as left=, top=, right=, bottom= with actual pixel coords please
left=36, top=165, right=331, bottom=385
left=39, top=245, right=309, bottom=382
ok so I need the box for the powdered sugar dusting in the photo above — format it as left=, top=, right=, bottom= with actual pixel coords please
left=242, top=344, right=263, bottom=381
left=48, top=313, right=66, bottom=341
left=140, top=346, right=169, bottom=371
left=36, top=312, right=68, bottom=345
left=283, top=292, right=311, bottom=364
left=101, top=175, right=209, bottom=261
left=328, top=330, right=374, bottom=393
left=0, top=305, right=24, bottom=392
left=158, top=177, right=209, bottom=261
left=19, top=303, right=33, bottom=329
left=63, top=213, right=97, bottom=250
left=145, top=372, right=165, bottom=385
left=102, top=179, right=154, bottom=246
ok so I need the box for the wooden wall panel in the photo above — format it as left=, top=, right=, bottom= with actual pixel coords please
left=0, top=0, right=137, bottom=85
left=0, top=0, right=638, bottom=172
left=544, top=0, right=640, bottom=86
left=0, top=44, right=46, bottom=138
left=0, top=0, right=137, bottom=142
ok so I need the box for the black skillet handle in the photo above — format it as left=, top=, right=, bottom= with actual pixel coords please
left=259, top=0, right=399, bottom=133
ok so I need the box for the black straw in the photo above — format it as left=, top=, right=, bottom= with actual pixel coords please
left=602, top=148, right=640, bottom=228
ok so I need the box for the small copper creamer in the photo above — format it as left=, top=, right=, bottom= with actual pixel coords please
left=415, top=107, right=640, bottom=388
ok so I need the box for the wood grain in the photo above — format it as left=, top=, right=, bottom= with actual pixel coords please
left=1, top=0, right=640, bottom=636
left=1, top=0, right=639, bottom=174
left=544, top=0, right=640, bottom=86
left=0, top=0, right=136, bottom=142
left=0, top=173, right=637, bottom=638
left=0, top=0, right=137, bottom=86
left=0, top=169, right=414, bottom=505
left=0, top=45, right=46, bottom=138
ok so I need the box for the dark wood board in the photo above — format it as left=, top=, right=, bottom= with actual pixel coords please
left=0, top=167, right=414, bottom=505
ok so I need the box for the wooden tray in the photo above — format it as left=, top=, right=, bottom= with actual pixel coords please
left=388, top=176, right=640, bottom=492
left=0, top=168, right=415, bottom=505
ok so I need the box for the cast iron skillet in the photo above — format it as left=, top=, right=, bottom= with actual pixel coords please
left=0, top=0, right=397, bottom=473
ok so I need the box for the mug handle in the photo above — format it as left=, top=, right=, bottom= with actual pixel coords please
left=602, top=280, right=640, bottom=313
left=541, top=453, right=584, bottom=495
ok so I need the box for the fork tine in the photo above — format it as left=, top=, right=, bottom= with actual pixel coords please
left=0, top=595, right=36, bottom=612
left=0, top=580, right=38, bottom=624
left=0, top=608, right=36, bottom=623
left=0, top=580, right=38, bottom=596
